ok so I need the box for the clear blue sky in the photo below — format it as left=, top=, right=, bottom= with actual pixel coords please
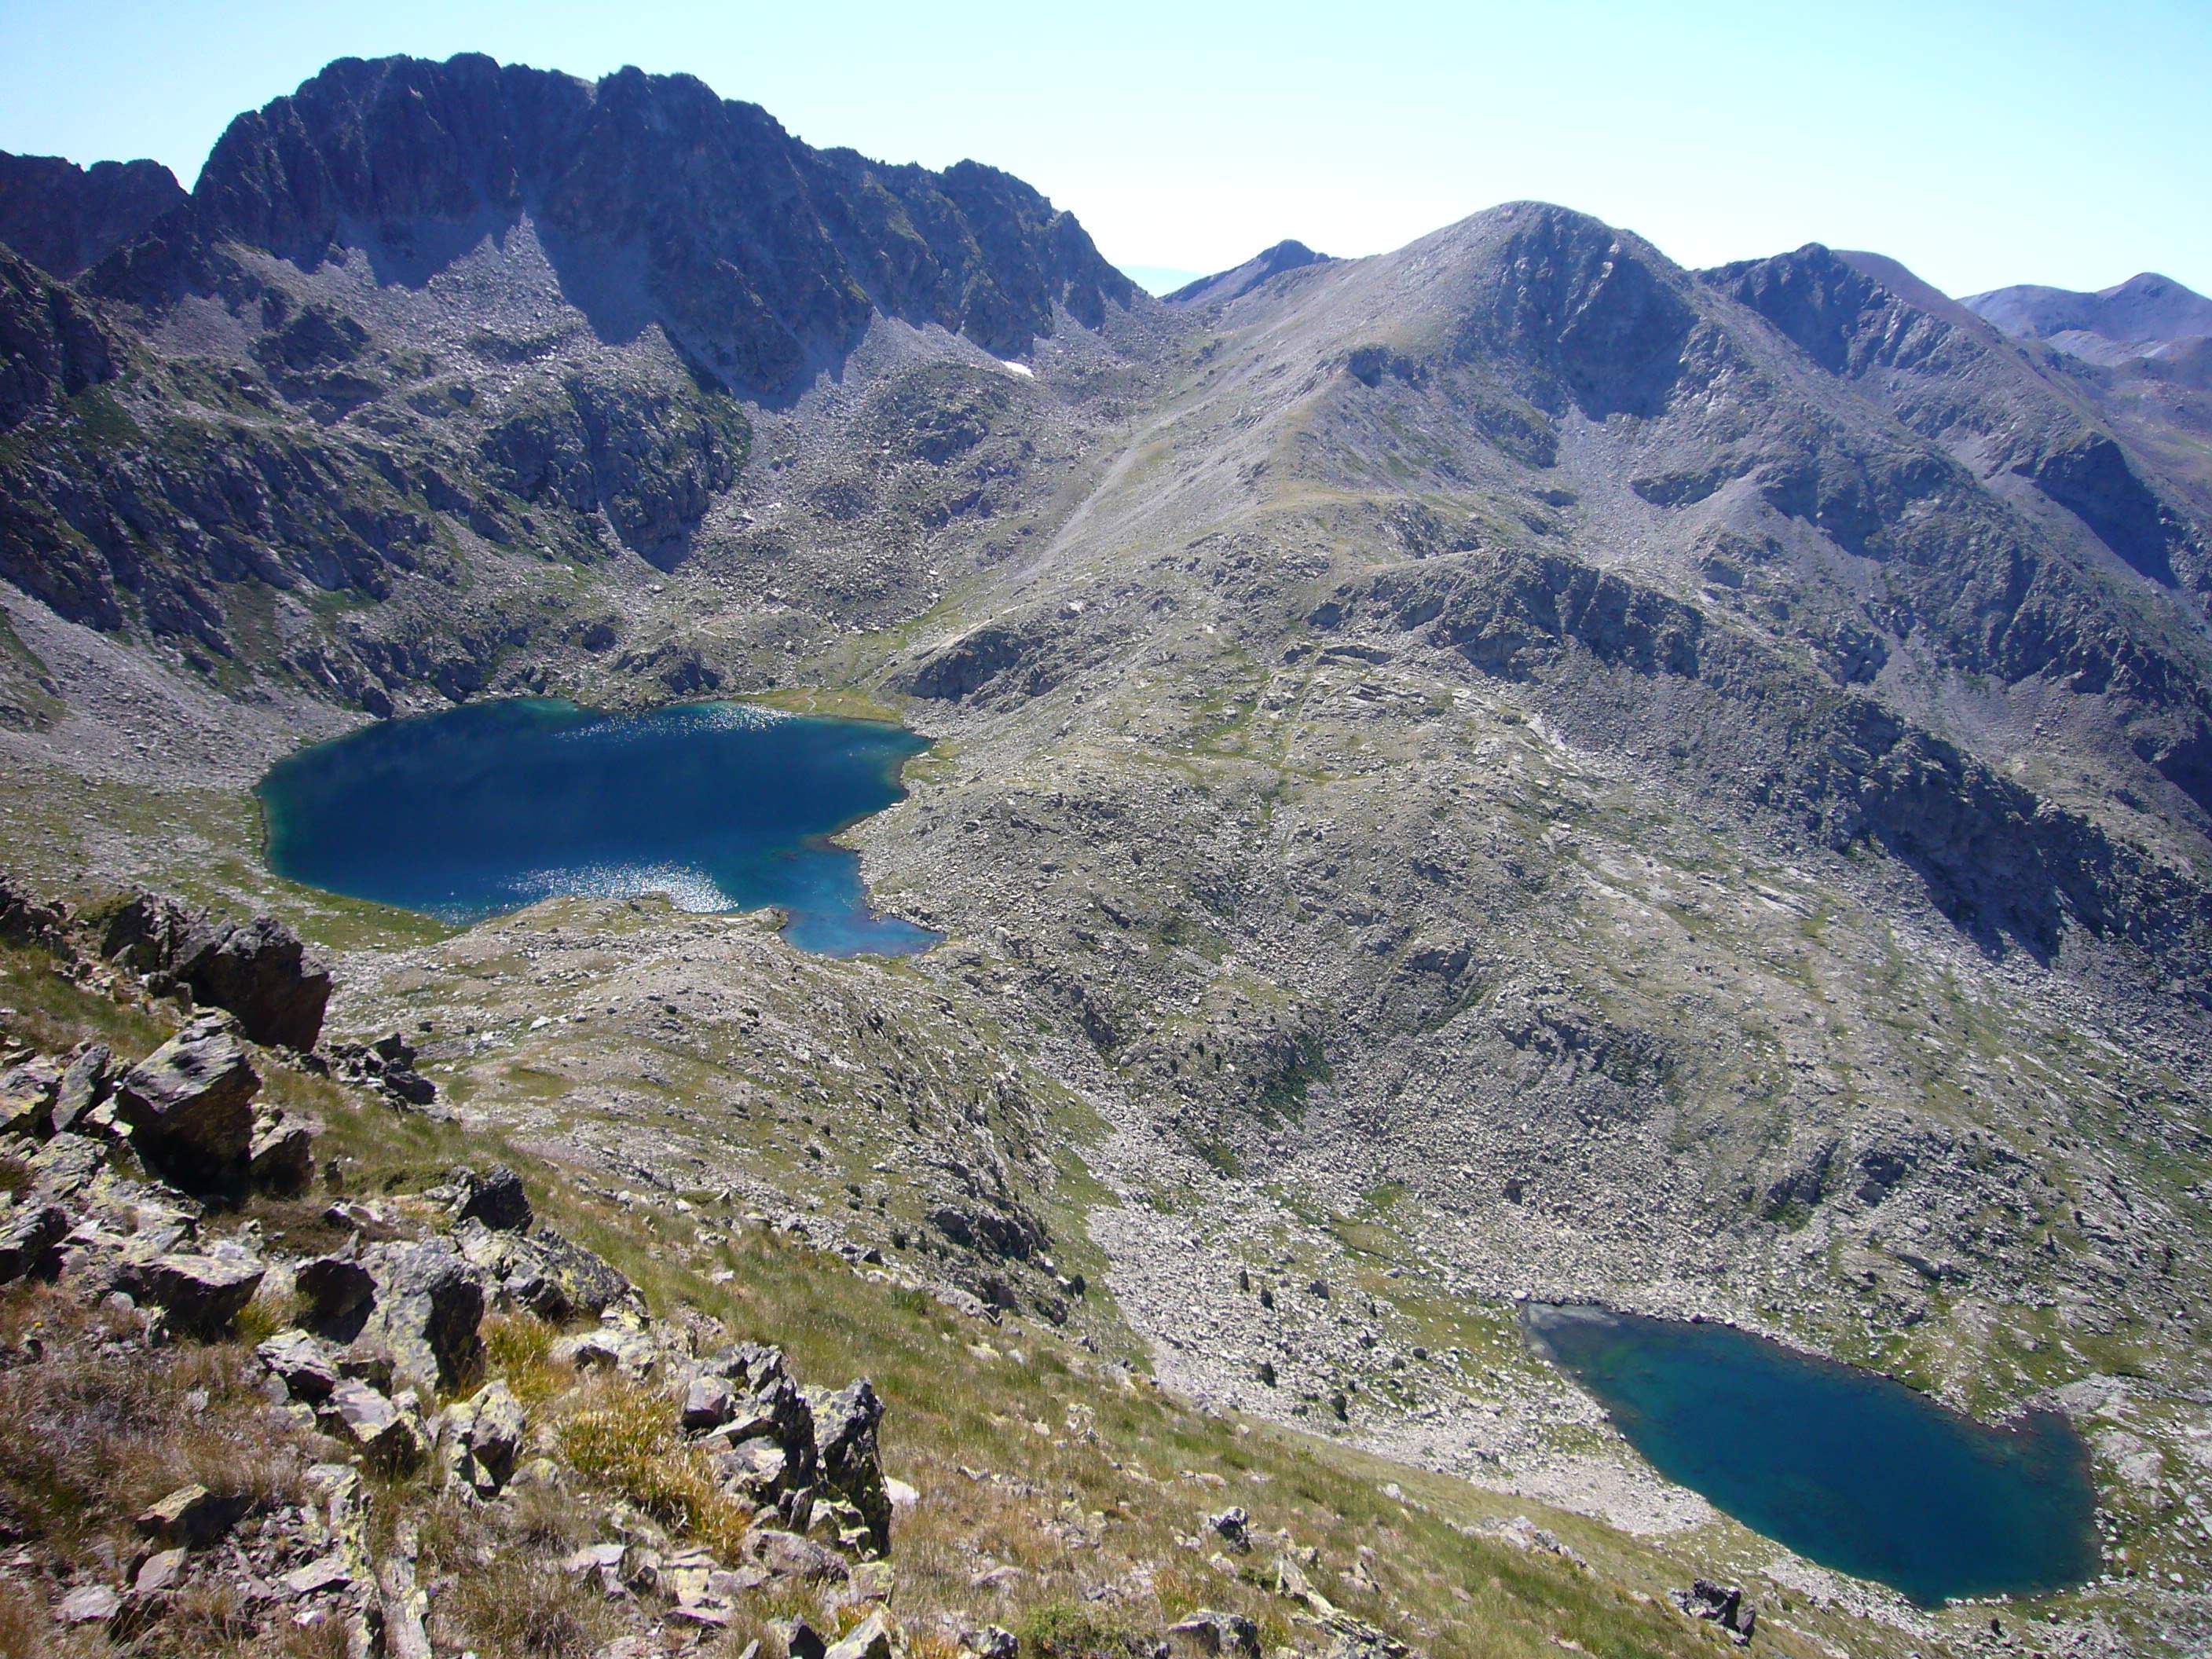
left=2, top=0, right=2207, bottom=299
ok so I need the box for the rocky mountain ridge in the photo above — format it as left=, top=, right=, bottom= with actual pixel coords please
left=0, top=152, right=184, bottom=280
left=95, top=53, right=1135, bottom=383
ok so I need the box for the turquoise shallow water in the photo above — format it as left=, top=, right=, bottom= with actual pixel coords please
left=1524, top=1304, right=2099, bottom=1606
left=258, top=698, right=939, bottom=957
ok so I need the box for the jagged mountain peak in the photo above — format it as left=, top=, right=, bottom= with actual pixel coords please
left=101, top=52, right=1139, bottom=386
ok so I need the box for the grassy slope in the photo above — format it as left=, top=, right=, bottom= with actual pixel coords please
left=0, top=932, right=2009, bottom=1659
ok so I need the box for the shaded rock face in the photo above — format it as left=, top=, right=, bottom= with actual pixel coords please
left=452, top=1164, right=532, bottom=1232
left=1705, top=244, right=2206, bottom=613
left=1456, top=206, right=1701, bottom=419
left=0, top=152, right=185, bottom=279
left=147, top=53, right=1133, bottom=385
left=103, top=895, right=332, bottom=1050
left=478, top=372, right=742, bottom=553
left=925, top=1203, right=1047, bottom=1262
left=0, top=246, right=113, bottom=430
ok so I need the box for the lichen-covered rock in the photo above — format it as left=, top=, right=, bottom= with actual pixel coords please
left=822, top=1609, right=896, bottom=1659
left=0, top=1054, right=60, bottom=1137
left=452, top=1217, right=632, bottom=1322
left=354, top=1239, right=485, bottom=1393
left=322, top=1377, right=426, bottom=1470
left=258, top=1328, right=343, bottom=1402
left=681, top=1372, right=736, bottom=1433
left=811, top=1379, right=891, bottom=1555
left=52, top=1043, right=112, bottom=1134
left=104, top=897, right=331, bottom=1050
left=743, top=1528, right=848, bottom=1584
left=24, top=1131, right=106, bottom=1205
left=549, top=1322, right=663, bottom=1382
left=439, top=1378, right=526, bottom=1496
left=0, top=1200, right=68, bottom=1284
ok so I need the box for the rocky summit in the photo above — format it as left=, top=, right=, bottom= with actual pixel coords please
left=2, top=46, right=2211, bottom=1659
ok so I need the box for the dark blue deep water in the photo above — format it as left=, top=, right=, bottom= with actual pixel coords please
left=258, top=699, right=939, bottom=957
left=1525, top=1304, right=2098, bottom=1606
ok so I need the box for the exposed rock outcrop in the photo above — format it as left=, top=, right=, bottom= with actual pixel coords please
left=104, top=894, right=332, bottom=1049
left=113, top=1013, right=261, bottom=1192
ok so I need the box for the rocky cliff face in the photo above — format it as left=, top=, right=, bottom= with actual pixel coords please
left=113, top=53, right=1133, bottom=383
left=0, top=53, right=1146, bottom=707
left=0, top=247, right=114, bottom=429
left=0, top=152, right=184, bottom=278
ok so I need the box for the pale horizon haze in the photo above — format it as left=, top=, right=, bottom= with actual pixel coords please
left=2, top=0, right=2207, bottom=302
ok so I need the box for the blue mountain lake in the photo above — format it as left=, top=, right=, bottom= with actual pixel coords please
left=258, top=698, right=939, bottom=957
left=1523, top=1303, right=2099, bottom=1606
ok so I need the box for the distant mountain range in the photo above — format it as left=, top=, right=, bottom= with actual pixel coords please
left=1165, top=239, right=1333, bottom=306
left=1963, top=269, right=2212, bottom=364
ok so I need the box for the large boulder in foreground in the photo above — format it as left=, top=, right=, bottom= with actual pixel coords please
left=104, top=895, right=332, bottom=1050
left=114, top=1013, right=259, bottom=1190
left=119, top=1251, right=266, bottom=1335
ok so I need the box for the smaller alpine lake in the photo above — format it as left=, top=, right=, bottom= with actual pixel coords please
left=258, top=698, right=939, bottom=957
left=1524, top=1303, right=2099, bottom=1607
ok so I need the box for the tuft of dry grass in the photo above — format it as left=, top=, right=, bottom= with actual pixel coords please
left=1018, top=1599, right=1148, bottom=1659
left=483, top=1312, right=565, bottom=1407
left=0, top=1577, right=97, bottom=1659
left=555, top=1377, right=753, bottom=1558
